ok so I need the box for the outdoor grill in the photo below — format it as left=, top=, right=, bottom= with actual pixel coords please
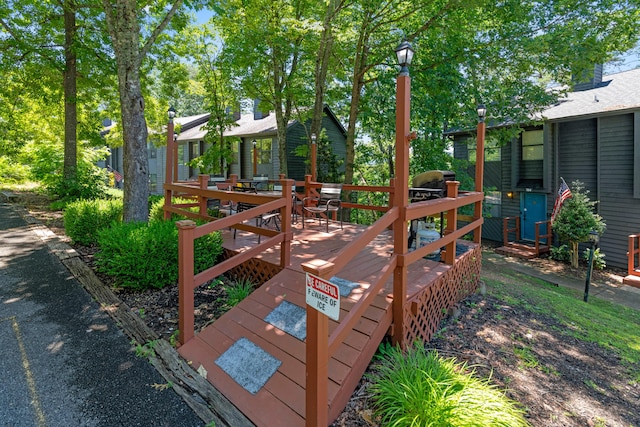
left=409, top=170, right=455, bottom=201
left=408, top=170, right=455, bottom=250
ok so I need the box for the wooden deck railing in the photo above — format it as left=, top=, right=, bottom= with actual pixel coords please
left=168, top=176, right=294, bottom=344
left=535, top=220, right=552, bottom=256
left=628, top=234, right=640, bottom=277
left=503, top=216, right=520, bottom=246
left=167, top=174, right=483, bottom=426
left=300, top=180, right=484, bottom=426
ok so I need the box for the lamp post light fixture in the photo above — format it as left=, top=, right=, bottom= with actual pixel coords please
left=252, top=139, right=258, bottom=176
left=473, top=103, right=487, bottom=243
left=584, top=229, right=600, bottom=302
left=394, top=40, right=414, bottom=75
left=165, top=106, right=176, bottom=185
left=310, top=133, right=317, bottom=182
left=477, top=104, right=487, bottom=123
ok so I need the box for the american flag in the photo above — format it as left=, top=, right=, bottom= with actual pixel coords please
left=113, top=169, right=123, bottom=183
left=551, top=178, right=571, bottom=223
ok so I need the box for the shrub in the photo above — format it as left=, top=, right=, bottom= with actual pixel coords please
left=583, top=247, right=606, bottom=270
left=64, top=199, right=123, bottom=246
left=369, top=342, right=529, bottom=427
left=550, top=244, right=570, bottom=263
left=96, top=220, right=223, bottom=290
left=0, top=157, right=29, bottom=183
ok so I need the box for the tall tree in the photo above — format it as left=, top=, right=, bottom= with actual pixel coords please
left=213, top=0, right=316, bottom=176
left=101, top=0, right=186, bottom=222
left=0, top=0, right=112, bottom=184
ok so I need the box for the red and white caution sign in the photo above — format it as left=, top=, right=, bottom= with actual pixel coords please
left=305, top=273, right=340, bottom=321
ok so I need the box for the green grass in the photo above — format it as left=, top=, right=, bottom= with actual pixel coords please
left=224, top=278, right=254, bottom=307
left=369, top=342, right=529, bottom=427
left=483, top=271, right=640, bottom=367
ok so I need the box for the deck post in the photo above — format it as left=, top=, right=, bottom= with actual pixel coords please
left=305, top=306, right=329, bottom=427
left=391, top=47, right=412, bottom=348
left=444, top=181, right=459, bottom=265
left=198, top=175, right=209, bottom=216
left=280, top=179, right=293, bottom=268
left=177, top=220, right=197, bottom=345
left=164, top=113, right=175, bottom=220
left=473, top=109, right=486, bottom=243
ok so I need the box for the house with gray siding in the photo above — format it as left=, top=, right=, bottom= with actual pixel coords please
left=452, top=67, right=640, bottom=269
left=166, top=104, right=347, bottom=187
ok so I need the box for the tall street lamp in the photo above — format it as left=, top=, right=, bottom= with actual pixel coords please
left=252, top=139, right=258, bottom=177
left=165, top=106, right=176, bottom=185
left=584, top=229, right=600, bottom=302
left=391, top=40, right=414, bottom=348
left=310, top=133, right=317, bottom=182
left=473, top=104, right=487, bottom=243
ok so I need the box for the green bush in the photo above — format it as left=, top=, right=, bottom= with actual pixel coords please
left=64, top=199, right=123, bottom=246
left=550, top=244, right=570, bottom=263
left=369, top=342, right=529, bottom=427
left=583, top=247, right=606, bottom=270
left=95, top=220, right=223, bottom=290
left=0, top=157, right=29, bottom=183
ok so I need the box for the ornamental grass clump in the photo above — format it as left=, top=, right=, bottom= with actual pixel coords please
left=369, top=342, right=529, bottom=427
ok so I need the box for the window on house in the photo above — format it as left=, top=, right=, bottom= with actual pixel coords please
left=468, top=136, right=501, bottom=164
left=522, top=130, right=543, bottom=160
left=255, top=138, right=272, bottom=163
left=484, top=190, right=501, bottom=217
left=149, top=173, right=157, bottom=191
left=148, top=143, right=157, bottom=159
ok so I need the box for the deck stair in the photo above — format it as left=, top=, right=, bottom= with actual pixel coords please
left=495, top=241, right=548, bottom=259
left=624, top=233, right=640, bottom=288
left=178, top=265, right=392, bottom=426
left=497, top=216, right=551, bottom=260
left=176, top=225, right=480, bottom=426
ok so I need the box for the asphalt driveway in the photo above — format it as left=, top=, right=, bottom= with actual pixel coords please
left=0, top=203, right=204, bottom=427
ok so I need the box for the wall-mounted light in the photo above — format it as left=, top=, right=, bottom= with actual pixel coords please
left=506, top=192, right=513, bottom=199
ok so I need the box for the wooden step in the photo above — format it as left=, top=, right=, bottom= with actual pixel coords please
left=623, top=274, right=640, bottom=289
left=495, top=244, right=538, bottom=259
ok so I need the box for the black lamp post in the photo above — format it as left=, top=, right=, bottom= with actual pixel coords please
left=310, top=133, right=317, bottom=181
left=584, top=229, right=600, bottom=302
left=165, top=106, right=176, bottom=185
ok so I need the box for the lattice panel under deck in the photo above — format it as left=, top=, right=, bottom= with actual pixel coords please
left=403, top=245, right=482, bottom=346
left=221, top=248, right=283, bottom=285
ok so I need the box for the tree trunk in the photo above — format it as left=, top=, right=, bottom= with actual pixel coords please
left=309, top=1, right=338, bottom=172
left=571, top=240, right=579, bottom=268
left=63, top=2, right=77, bottom=182
left=103, top=0, right=150, bottom=222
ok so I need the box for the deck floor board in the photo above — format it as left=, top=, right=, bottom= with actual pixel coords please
left=178, top=222, right=469, bottom=426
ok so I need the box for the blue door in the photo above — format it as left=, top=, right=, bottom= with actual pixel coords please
left=521, top=193, right=547, bottom=241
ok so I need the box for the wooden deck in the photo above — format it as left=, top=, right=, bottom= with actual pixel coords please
left=178, top=221, right=473, bottom=426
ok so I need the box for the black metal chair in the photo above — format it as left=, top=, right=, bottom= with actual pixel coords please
left=302, top=183, right=343, bottom=232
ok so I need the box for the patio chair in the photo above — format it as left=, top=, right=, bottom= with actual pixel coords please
left=273, top=184, right=300, bottom=223
left=233, top=187, right=279, bottom=243
left=302, top=183, right=343, bottom=232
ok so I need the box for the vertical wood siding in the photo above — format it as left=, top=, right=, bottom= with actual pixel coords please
left=558, top=119, right=597, bottom=194
left=598, top=113, right=637, bottom=268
